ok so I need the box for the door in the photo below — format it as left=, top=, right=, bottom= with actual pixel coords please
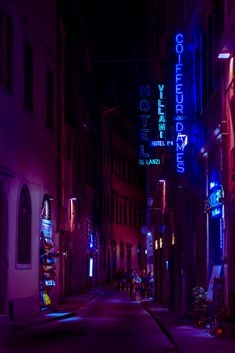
left=0, top=181, right=7, bottom=314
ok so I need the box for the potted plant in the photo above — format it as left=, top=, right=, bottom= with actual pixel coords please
left=192, top=286, right=208, bottom=327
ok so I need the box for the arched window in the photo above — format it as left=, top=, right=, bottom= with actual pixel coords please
left=17, top=185, right=31, bottom=265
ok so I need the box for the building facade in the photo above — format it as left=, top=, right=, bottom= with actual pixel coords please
left=149, top=0, right=235, bottom=331
left=101, top=106, right=146, bottom=284
left=0, top=0, right=60, bottom=318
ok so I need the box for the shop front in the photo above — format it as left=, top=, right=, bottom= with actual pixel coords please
left=205, top=182, right=224, bottom=328
left=39, top=194, right=59, bottom=310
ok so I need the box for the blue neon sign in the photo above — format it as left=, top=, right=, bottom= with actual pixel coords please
left=206, top=184, right=224, bottom=218
left=175, top=33, right=187, bottom=173
left=89, top=233, right=94, bottom=249
left=138, top=83, right=161, bottom=166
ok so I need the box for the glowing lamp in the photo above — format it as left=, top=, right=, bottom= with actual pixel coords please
left=218, top=52, right=231, bottom=59
left=216, top=328, right=223, bottom=337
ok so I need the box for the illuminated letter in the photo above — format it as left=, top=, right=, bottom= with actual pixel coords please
left=176, top=143, right=184, bottom=152
left=140, top=115, right=150, bottom=127
left=140, top=129, right=150, bottom=141
left=176, top=104, right=184, bottom=114
left=177, top=153, right=184, bottom=161
left=176, top=33, right=184, bottom=43
left=176, top=84, right=183, bottom=94
left=158, top=101, right=165, bottom=114
left=140, top=84, right=150, bottom=97
left=140, top=145, right=150, bottom=158
left=176, top=43, right=184, bottom=54
left=176, top=73, right=183, bottom=83
left=177, top=163, right=184, bottom=173
left=176, top=64, right=183, bottom=73
left=176, top=122, right=184, bottom=132
left=176, top=94, right=183, bottom=104
left=140, top=99, right=150, bottom=111
left=159, top=115, right=166, bottom=122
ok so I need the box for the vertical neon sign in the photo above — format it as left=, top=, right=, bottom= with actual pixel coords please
left=138, top=84, right=161, bottom=166
left=175, top=33, right=187, bottom=173
left=158, top=84, right=166, bottom=139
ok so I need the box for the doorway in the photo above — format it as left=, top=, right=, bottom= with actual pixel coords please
left=0, top=181, right=7, bottom=314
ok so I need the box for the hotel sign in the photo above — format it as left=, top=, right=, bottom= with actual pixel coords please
left=151, top=84, right=174, bottom=148
left=138, top=82, right=173, bottom=167
left=138, top=83, right=161, bottom=166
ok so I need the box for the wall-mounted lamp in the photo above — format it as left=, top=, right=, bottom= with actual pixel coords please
left=218, top=51, right=231, bottom=59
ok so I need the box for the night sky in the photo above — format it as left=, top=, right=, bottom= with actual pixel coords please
left=60, top=0, right=150, bottom=111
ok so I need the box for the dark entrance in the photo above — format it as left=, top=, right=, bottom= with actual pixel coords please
left=0, top=180, right=7, bottom=314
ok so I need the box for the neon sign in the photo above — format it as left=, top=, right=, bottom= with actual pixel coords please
left=175, top=33, right=187, bottom=173
left=151, top=84, right=174, bottom=147
left=138, top=83, right=161, bottom=166
left=158, top=84, right=166, bottom=138
left=204, top=184, right=224, bottom=218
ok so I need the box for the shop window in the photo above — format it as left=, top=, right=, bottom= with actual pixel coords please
left=0, top=12, right=13, bottom=94
left=17, top=185, right=32, bottom=266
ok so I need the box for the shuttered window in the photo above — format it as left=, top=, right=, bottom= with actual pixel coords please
left=17, top=185, right=32, bottom=265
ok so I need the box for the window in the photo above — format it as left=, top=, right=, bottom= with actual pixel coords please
left=46, top=68, right=54, bottom=129
left=0, top=12, right=13, bottom=93
left=17, top=185, right=32, bottom=266
left=24, top=39, right=33, bottom=112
